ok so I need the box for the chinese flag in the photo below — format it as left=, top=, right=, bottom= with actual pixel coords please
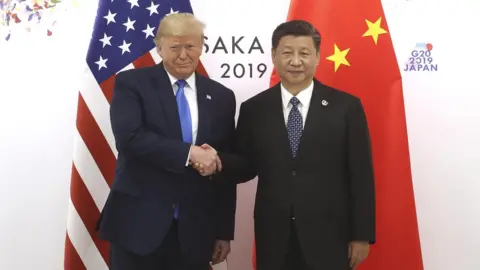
left=254, top=0, right=424, bottom=269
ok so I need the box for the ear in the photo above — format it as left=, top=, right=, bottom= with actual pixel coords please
left=271, top=48, right=276, bottom=63
left=156, top=46, right=163, bottom=58
left=315, top=51, right=320, bottom=66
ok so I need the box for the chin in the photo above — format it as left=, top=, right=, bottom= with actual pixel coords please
left=286, top=75, right=305, bottom=83
left=176, top=67, right=193, bottom=75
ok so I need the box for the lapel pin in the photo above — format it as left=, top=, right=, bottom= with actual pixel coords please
left=322, top=100, right=328, bottom=106
left=206, top=94, right=211, bottom=100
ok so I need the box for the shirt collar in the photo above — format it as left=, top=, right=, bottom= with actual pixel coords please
left=280, top=80, right=314, bottom=109
left=165, top=68, right=196, bottom=92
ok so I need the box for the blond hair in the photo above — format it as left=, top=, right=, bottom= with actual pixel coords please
left=154, top=13, right=205, bottom=44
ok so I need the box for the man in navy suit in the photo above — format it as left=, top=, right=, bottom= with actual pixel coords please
left=97, top=13, right=237, bottom=270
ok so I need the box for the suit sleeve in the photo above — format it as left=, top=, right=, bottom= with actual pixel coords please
left=218, top=101, right=258, bottom=183
left=347, top=98, right=376, bottom=244
left=214, top=91, right=238, bottom=240
left=110, top=72, right=191, bottom=173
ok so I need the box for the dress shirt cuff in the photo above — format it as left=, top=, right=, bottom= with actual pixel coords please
left=185, top=145, right=192, bottom=166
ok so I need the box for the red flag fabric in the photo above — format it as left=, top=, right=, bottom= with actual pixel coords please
left=254, top=0, right=424, bottom=269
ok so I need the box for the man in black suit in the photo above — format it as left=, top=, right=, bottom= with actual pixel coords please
left=200, top=20, right=376, bottom=270
left=97, top=13, right=237, bottom=270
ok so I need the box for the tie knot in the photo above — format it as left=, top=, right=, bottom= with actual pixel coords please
left=290, top=97, right=300, bottom=107
left=175, top=79, right=187, bottom=88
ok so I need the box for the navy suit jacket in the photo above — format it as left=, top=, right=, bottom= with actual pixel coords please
left=97, top=63, right=237, bottom=262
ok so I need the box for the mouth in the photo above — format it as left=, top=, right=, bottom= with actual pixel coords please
left=288, top=71, right=303, bottom=75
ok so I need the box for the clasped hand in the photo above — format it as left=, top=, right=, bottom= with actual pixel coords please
left=349, top=241, right=370, bottom=269
left=189, top=144, right=222, bottom=176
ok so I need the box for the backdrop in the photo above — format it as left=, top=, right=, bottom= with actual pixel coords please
left=0, top=0, right=479, bottom=269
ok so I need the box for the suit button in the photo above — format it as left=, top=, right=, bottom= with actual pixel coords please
left=292, top=170, right=296, bottom=176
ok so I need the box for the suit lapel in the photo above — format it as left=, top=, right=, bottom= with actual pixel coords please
left=151, top=63, right=182, bottom=139
left=266, top=85, right=293, bottom=162
left=194, top=74, right=212, bottom=145
left=296, top=80, right=330, bottom=157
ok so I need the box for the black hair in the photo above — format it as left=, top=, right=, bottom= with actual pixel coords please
left=271, top=20, right=321, bottom=52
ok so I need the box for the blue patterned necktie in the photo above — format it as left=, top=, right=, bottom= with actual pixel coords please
left=174, top=79, right=192, bottom=218
left=287, top=97, right=303, bottom=157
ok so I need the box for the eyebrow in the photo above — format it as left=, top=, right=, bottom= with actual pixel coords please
left=282, top=45, right=311, bottom=50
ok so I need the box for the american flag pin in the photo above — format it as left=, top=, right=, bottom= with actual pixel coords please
left=206, top=94, right=211, bottom=100
left=322, top=100, right=328, bottom=106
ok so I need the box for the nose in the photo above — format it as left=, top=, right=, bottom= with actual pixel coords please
left=290, top=53, right=301, bottom=66
left=178, top=47, right=188, bottom=59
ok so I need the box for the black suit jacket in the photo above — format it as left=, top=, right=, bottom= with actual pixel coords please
left=220, top=79, right=375, bottom=270
left=97, top=63, right=237, bottom=263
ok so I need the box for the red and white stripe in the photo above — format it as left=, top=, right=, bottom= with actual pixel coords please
left=64, top=49, right=228, bottom=270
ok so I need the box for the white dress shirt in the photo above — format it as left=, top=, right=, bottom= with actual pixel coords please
left=165, top=70, right=198, bottom=165
left=280, top=81, right=314, bottom=128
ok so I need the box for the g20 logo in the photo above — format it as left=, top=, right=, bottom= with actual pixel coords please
left=404, top=43, right=438, bottom=72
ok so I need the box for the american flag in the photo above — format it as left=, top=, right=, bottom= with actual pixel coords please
left=63, top=0, right=224, bottom=269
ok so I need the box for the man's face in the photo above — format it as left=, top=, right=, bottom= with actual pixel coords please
left=272, top=35, right=319, bottom=86
left=157, top=35, right=203, bottom=79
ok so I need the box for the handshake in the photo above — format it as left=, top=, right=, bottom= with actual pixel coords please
left=189, top=144, right=222, bottom=176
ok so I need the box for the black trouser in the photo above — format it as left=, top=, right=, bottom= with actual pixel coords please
left=110, top=219, right=210, bottom=270
left=281, top=218, right=307, bottom=270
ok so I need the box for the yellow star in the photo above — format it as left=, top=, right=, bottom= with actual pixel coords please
left=72, top=0, right=81, bottom=8
left=362, top=17, right=388, bottom=45
left=326, top=44, right=350, bottom=72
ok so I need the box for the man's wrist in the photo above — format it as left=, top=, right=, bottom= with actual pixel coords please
left=185, top=145, right=193, bottom=166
